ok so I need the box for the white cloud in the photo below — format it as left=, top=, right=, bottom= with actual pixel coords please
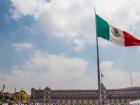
left=10, top=0, right=95, bottom=51
left=9, top=0, right=140, bottom=50
left=2, top=52, right=140, bottom=92
left=73, top=39, right=85, bottom=52
left=12, top=42, right=33, bottom=52
left=101, top=61, right=140, bottom=89
left=10, top=0, right=50, bottom=19
left=1, top=51, right=97, bottom=92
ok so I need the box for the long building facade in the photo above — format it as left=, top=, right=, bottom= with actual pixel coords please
left=30, top=85, right=140, bottom=105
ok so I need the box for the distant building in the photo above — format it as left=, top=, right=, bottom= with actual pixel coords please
left=30, top=85, right=140, bottom=105
left=2, top=92, right=13, bottom=98
left=0, top=92, right=13, bottom=103
left=14, top=90, right=30, bottom=103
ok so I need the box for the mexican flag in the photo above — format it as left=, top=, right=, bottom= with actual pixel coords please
left=96, top=14, right=140, bottom=47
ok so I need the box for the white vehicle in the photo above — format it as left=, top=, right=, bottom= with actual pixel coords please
left=130, top=100, right=140, bottom=105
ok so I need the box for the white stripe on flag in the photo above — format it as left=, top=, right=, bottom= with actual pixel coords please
left=109, top=25, right=125, bottom=46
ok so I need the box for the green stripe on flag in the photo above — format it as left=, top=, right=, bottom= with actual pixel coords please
left=96, top=15, right=110, bottom=40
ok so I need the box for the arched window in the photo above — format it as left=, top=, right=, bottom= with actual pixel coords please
left=21, top=96, right=23, bottom=100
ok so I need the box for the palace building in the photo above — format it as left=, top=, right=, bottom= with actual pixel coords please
left=30, top=84, right=140, bottom=105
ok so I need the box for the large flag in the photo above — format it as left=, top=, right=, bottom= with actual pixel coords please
left=96, top=14, right=140, bottom=47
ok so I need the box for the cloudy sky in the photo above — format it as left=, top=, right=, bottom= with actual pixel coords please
left=1, top=0, right=140, bottom=93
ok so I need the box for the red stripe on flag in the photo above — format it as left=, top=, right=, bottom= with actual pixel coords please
left=124, top=31, right=140, bottom=47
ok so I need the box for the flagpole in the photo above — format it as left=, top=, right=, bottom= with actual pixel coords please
left=129, top=68, right=133, bottom=87
left=94, top=8, right=102, bottom=105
